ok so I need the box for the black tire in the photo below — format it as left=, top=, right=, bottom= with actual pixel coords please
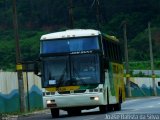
left=67, top=109, right=81, bottom=116
left=113, top=95, right=122, bottom=111
left=113, top=102, right=121, bottom=111
left=107, top=105, right=113, bottom=111
left=114, top=93, right=122, bottom=111
left=51, top=108, right=59, bottom=118
left=99, top=105, right=110, bottom=113
left=105, top=87, right=113, bottom=112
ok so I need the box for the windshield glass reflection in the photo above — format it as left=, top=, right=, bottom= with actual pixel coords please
left=42, top=54, right=100, bottom=87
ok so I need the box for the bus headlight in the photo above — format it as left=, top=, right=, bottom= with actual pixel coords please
left=94, top=96, right=99, bottom=101
left=46, top=100, right=55, bottom=104
left=47, top=100, right=52, bottom=104
left=90, top=96, right=99, bottom=101
left=46, top=100, right=57, bottom=108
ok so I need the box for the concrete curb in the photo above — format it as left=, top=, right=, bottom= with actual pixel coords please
left=7, top=109, right=49, bottom=120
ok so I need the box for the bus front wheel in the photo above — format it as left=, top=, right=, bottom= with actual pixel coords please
left=113, top=103, right=121, bottom=111
left=51, top=108, right=59, bottom=118
left=113, top=95, right=122, bottom=111
left=99, top=105, right=108, bottom=113
left=67, top=109, right=81, bottom=116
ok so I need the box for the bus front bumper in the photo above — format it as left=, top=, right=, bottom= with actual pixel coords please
left=44, top=92, right=105, bottom=109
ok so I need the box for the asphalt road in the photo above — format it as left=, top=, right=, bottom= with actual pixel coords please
left=18, top=97, right=160, bottom=120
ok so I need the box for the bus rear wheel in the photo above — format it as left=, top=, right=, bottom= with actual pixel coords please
left=51, top=108, right=59, bottom=118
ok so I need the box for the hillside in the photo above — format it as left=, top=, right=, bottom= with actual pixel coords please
left=0, top=0, right=160, bottom=70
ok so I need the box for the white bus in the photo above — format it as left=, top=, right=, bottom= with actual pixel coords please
left=35, top=29, right=125, bottom=118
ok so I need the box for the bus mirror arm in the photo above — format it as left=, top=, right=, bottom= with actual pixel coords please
left=37, top=74, right=42, bottom=77
left=34, top=59, right=42, bottom=77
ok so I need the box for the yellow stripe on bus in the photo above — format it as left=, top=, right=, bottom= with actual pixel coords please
left=45, top=87, right=57, bottom=92
left=45, top=86, right=80, bottom=92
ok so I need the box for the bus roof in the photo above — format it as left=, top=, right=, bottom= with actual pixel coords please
left=41, top=29, right=101, bottom=40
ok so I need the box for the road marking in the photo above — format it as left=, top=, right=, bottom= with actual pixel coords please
left=124, top=99, right=139, bottom=103
left=148, top=106, right=154, bottom=108
left=132, top=109, right=140, bottom=111
left=83, top=117, right=97, bottom=120
left=130, top=105, right=155, bottom=111
left=126, top=97, right=160, bottom=103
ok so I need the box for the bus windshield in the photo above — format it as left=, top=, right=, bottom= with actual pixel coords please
left=41, top=36, right=99, bottom=54
left=42, top=54, right=100, bottom=87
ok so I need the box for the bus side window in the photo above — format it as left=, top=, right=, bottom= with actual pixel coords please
left=108, top=42, right=112, bottom=60
left=116, top=45, right=120, bottom=62
left=113, top=43, right=117, bottom=61
left=118, top=46, right=123, bottom=62
left=115, top=44, right=120, bottom=62
left=103, top=39, right=108, bottom=60
left=111, top=43, right=114, bottom=61
left=116, top=44, right=119, bottom=61
left=105, top=41, right=109, bottom=59
left=106, top=41, right=110, bottom=60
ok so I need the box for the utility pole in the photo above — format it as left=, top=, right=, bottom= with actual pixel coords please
left=96, top=0, right=100, bottom=30
left=148, top=22, right=157, bottom=96
left=123, top=21, right=131, bottom=97
left=12, top=0, right=26, bottom=112
left=91, top=0, right=100, bottom=30
left=68, top=0, right=74, bottom=29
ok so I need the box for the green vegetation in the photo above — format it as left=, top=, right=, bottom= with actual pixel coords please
left=129, top=61, right=160, bottom=70
left=0, top=0, right=160, bottom=70
left=0, top=30, right=46, bottom=71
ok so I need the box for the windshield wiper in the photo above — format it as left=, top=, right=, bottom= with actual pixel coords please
left=56, top=59, right=70, bottom=87
left=56, top=68, right=67, bottom=87
left=71, top=65, right=87, bottom=85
